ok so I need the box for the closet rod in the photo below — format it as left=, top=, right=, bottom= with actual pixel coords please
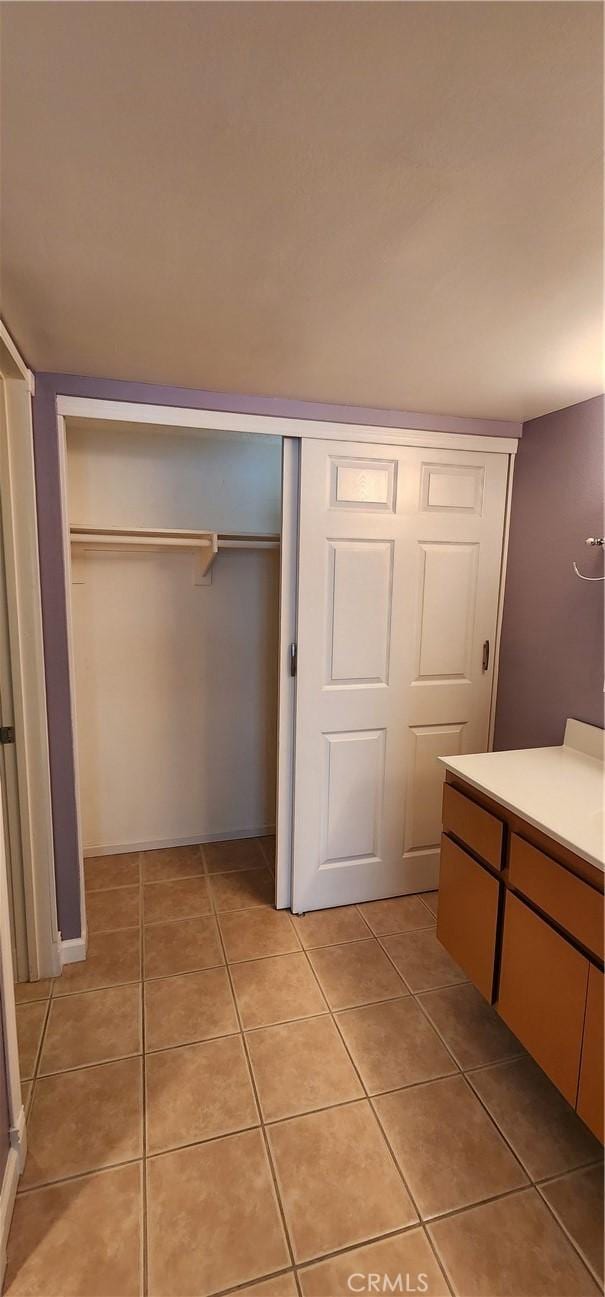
left=69, top=525, right=280, bottom=584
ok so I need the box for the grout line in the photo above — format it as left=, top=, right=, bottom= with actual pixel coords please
left=298, top=933, right=454, bottom=1296
left=202, top=841, right=300, bottom=1281
left=535, top=1178, right=605, bottom=1289
left=139, top=864, right=149, bottom=1297
left=16, top=866, right=602, bottom=1297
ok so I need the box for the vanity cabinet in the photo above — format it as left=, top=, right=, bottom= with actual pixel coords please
left=437, top=773, right=604, bottom=1142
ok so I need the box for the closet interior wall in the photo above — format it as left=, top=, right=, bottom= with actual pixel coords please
left=66, top=421, right=282, bottom=857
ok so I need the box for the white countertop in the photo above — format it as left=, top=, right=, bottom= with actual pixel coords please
left=439, top=719, right=605, bottom=871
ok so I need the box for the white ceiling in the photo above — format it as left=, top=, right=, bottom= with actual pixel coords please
left=1, top=2, right=603, bottom=421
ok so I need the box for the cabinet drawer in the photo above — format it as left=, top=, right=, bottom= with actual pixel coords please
left=497, top=892, right=589, bottom=1106
left=577, top=965, right=604, bottom=1143
left=442, top=783, right=504, bottom=871
left=437, top=834, right=500, bottom=1002
left=509, top=834, right=603, bottom=960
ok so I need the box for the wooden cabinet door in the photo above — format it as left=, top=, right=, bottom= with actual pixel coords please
left=577, top=965, right=604, bottom=1143
left=437, top=834, right=500, bottom=1001
left=493, top=892, right=589, bottom=1105
left=497, top=892, right=589, bottom=1106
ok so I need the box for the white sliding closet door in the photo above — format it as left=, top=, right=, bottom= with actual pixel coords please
left=292, top=439, right=509, bottom=913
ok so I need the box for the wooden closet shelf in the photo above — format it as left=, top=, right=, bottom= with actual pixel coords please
left=69, top=526, right=280, bottom=585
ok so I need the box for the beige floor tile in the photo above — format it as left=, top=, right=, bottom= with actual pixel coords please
left=358, top=896, right=434, bottom=936
left=142, top=844, right=205, bottom=882
left=14, top=979, right=53, bottom=1005
left=21, top=1057, right=143, bottom=1189
left=5, top=1162, right=143, bottom=1297
left=375, top=1074, right=527, bottom=1220
left=84, top=852, right=140, bottom=891
left=143, top=875, right=212, bottom=923
left=268, top=1100, right=416, bottom=1263
left=308, top=939, right=406, bottom=1010
left=419, top=982, right=521, bottom=1069
left=382, top=928, right=467, bottom=992
left=540, top=1165, right=604, bottom=1283
left=144, top=915, right=223, bottom=979
left=336, top=997, right=457, bottom=1095
left=147, top=1128, right=289, bottom=1296
left=21, top=1081, right=32, bottom=1112
left=16, top=1002, right=47, bottom=1080
left=146, top=1035, right=259, bottom=1154
left=428, top=1187, right=600, bottom=1297
left=39, top=984, right=141, bottom=1074
left=299, top=1228, right=450, bottom=1296
left=205, top=837, right=265, bottom=873
left=55, top=928, right=141, bottom=995
left=144, top=966, right=238, bottom=1051
left=258, top=835, right=276, bottom=871
left=420, top=891, right=439, bottom=918
left=291, top=906, right=370, bottom=949
left=246, top=1015, right=363, bottom=1121
left=209, top=867, right=275, bottom=911
left=469, top=1055, right=602, bottom=1181
left=87, top=884, right=140, bottom=933
left=231, top=952, right=327, bottom=1029
left=228, top=1276, right=297, bottom=1297
left=219, top=908, right=300, bottom=962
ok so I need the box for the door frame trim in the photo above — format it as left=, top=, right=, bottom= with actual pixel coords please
left=0, top=323, right=59, bottom=980
left=55, top=395, right=517, bottom=938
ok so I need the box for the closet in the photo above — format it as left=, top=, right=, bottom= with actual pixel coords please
left=65, top=420, right=283, bottom=866
left=59, top=401, right=514, bottom=920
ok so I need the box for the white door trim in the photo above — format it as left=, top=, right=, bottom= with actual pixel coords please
left=56, top=415, right=88, bottom=962
left=275, top=439, right=299, bottom=911
left=0, top=322, right=59, bottom=980
left=56, top=395, right=519, bottom=456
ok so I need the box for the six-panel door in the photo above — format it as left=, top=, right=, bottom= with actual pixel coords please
left=292, top=439, right=509, bottom=912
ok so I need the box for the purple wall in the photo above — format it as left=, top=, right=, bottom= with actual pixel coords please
left=495, top=395, right=605, bottom=751
left=33, top=371, right=519, bottom=939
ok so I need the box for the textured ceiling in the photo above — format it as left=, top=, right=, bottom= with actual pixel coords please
left=1, top=1, right=603, bottom=420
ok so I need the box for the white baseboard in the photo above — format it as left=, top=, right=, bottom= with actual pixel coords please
left=0, top=1145, right=21, bottom=1287
left=83, top=827, right=276, bottom=857
left=60, top=933, right=88, bottom=966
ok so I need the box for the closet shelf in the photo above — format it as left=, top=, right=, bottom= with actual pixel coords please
left=69, top=525, right=280, bottom=585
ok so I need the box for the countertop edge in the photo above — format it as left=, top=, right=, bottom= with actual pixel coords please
left=439, top=757, right=603, bottom=872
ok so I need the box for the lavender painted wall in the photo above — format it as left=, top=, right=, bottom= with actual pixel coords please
left=495, top=395, right=605, bottom=751
left=33, top=371, right=519, bottom=939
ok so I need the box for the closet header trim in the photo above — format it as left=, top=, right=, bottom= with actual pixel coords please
left=58, top=397, right=519, bottom=456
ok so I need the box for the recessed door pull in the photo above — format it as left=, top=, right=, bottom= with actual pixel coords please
left=482, top=640, right=490, bottom=672
left=289, top=643, right=297, bottom=677
left=0, top=726, right=15, bottom=745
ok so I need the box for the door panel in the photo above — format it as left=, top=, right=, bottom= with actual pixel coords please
left=293, top=439, right=508, bottom=912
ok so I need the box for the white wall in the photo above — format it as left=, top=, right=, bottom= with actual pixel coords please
left=67, top=423, right=281, bottom=854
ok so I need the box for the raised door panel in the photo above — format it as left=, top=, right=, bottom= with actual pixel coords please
left=330, top=457, right=398, bottom=512
left=404, top=724, right=464, bottom=855
left=577, top=964, right=604, bottom=1143
left=320, top=730, right=385, bottom=868
left=420, top=462, right=485, bottom=514
left=497, top=892, right=589, bottom=1106
left=327, top=540, right=393, bottom=686
left=416, top=543, right=479, bottom=680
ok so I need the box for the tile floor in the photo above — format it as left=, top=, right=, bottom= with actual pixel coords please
left=8, top=836, right=604, bottom=1297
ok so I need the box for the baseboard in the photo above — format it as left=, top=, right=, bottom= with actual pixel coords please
left=83, top=827, right=276, bottom=857
left=60, top=933, right=88, bottom=966
left=0, top=1145, right=21, bottom=1287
